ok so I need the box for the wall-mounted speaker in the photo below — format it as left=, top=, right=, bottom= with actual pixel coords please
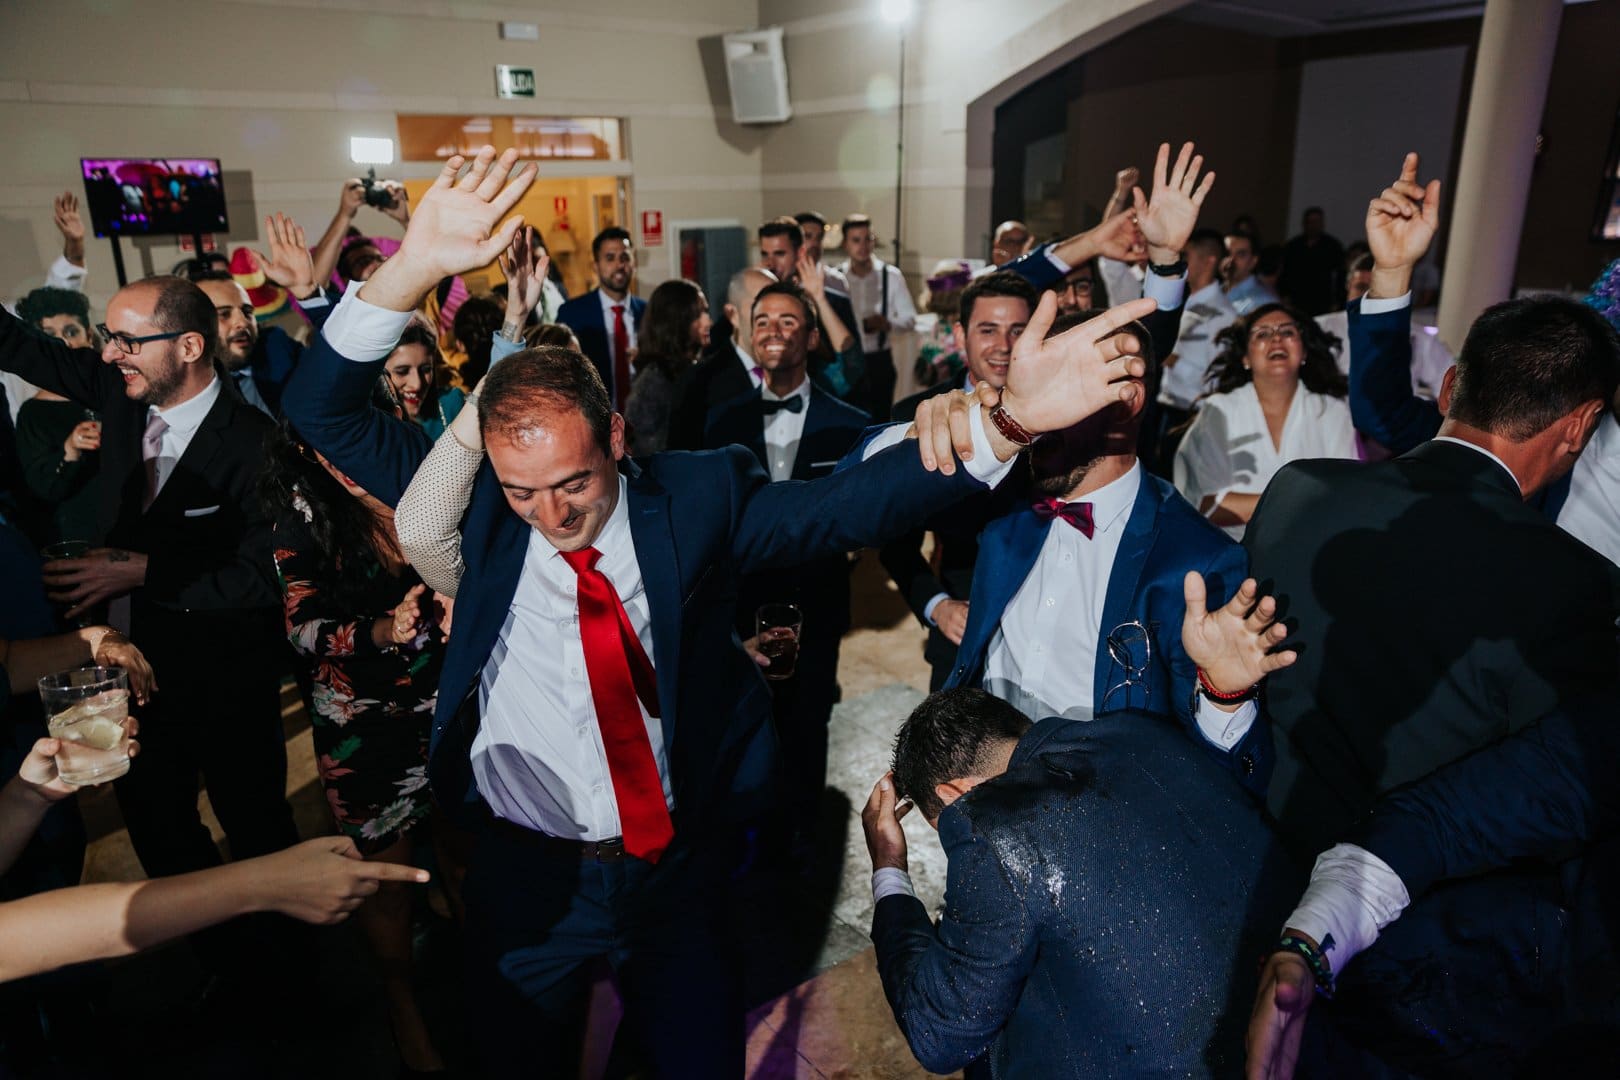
left=722, top=28, right=791, bottom=125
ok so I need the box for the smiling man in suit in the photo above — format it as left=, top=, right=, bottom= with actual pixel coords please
left=702, top=279, right=870, bottom=852
left=556, top=225, right=645, bottom=412
left=0, top=276, right=297, bottom=981
left=282, top=145, right=1162, bottom=1076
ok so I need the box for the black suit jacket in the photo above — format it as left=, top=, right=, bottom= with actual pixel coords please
left=0, top=305, right=278, bottom=617
left=703, top=383, right=870, bottom=685
left=666, top=341, right=756, bottom=452
left=1244, top=439, right=1620, bottom=852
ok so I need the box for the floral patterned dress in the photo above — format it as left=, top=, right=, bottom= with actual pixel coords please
left=272, top=499, right=444, bottom=854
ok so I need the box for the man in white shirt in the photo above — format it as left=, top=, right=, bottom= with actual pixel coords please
left=1224, top=231, right=1279, bottom=314
left=839, top=213, right=917, bottom=418
left=1153, top=227, right=1238, bottom=469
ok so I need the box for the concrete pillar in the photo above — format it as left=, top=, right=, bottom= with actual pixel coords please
left=1437, top=0, right=1563, bottom=349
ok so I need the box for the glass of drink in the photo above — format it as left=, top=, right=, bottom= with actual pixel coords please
left=38, top=667, right=132, bottom=786
left=41, top=540, right=94, bottom=629
left=755, top=603, right=803, bottom=681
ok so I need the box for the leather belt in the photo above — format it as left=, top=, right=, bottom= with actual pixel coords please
left=486, top=815, right=631, bottom=863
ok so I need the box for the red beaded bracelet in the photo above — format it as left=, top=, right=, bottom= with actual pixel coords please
left=1197, top=667, right=1258, bottom=703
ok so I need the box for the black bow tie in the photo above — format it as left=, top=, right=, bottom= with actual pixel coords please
left=760, top=395, right=805, bottom=415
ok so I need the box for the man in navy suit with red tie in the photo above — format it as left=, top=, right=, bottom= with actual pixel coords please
left=556, top=226, right=646, bottom=411
left=282, top=146, right=1162, bottom=1076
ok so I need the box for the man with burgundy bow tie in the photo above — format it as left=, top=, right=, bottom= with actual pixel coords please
left=935, top=308, right=1274, bottom=794
left=282, top=146, right=1164, bottom=1076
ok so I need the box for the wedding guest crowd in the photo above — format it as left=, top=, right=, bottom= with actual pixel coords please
left=1, top=124, right=1616, bottom=1080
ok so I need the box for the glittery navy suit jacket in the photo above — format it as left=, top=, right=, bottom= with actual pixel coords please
left=873, top=713, right=1294, bottom=1077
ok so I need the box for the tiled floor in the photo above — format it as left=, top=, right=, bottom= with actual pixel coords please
left=48, top=551, right=960, bottom=1079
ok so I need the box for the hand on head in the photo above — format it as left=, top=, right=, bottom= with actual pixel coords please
left=861, top=772, right=912, bottom=873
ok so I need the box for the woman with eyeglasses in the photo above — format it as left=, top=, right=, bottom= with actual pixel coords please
left=1173, top=303, right=1356, bottom=539
left=258, top=420, right=454, bottom=1076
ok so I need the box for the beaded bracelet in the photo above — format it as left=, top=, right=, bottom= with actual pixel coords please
left=1196, top=667, right=1259, bottom=704
left=1270, top=933, right=1335, bottom=998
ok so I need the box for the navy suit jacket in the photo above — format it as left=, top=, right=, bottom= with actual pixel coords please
left=282, top=332, right=991, bottom=831
left=247, top=303, right=333, bottom=417
left=556, top=289, right=647, bottom=403
left=944, top=469, right=1270, bottom=793
left=872, top=713, right=1294, bottom=1077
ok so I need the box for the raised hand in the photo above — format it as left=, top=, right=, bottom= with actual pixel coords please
left=1366, top=151, right=1441, bottom=297
left=498, top=226, right=550, bottom=328
left=363, top=147, right=537, bottom=312
left=254, top=212, right=319, bottom=300
left=340, top=178, right=366, bottom=220
left=997, top=292, right=1158, bottom=439
left=53, top=192, right=86, bottom=266
left=796, top=250, right=827, bottom=298
left=379, top=180, right=411, bottom=225
left=1113, top=166, right=1140, bottom=198
left=1087, top=210, right=1147, bottom=263
left=1246, top=950, right=1315, bottom=1080
left=1132, top=141, right=1215, bottom=263
left=1181, top=574, right=1295, bottom=696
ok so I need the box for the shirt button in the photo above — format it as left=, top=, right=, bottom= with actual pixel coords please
left=557, top=618, right=571, bottom=630
left=570, top=666, right=580, bottom=677
left=1062, top=553, right=1072, bottom=564
left=1046, top=597, right=1055, bottom=607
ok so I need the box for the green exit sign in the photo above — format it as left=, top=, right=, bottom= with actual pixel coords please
left=496, top=65, right=536, bottom=99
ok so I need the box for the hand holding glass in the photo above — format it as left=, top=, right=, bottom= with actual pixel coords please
left=755, top=604, right=803, bottom=681
left=38, top=667, right=132, bottom=786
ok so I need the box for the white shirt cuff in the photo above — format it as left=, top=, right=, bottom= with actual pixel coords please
left=1193, top=696, right=1257, bottom=750
left=321, top=278, right=416, bottom=363
left=861, top=421, right=913, bottom=461
left=1358, top=292, right=1412, bottom=316
left=872, top=866, right=918, bottom=903
left=46, top=255, right=87, bottom=291
left=1143, top=268, right=1187, bottom=313
left=922, top=592, right=950, bottom=625
left=963, top=403, right=1018, bottom=487
left=1284, top=843, right=1411, bottom=975
left=295, top=291, right=330, bottom=312
left=1044, top=246, right=1072, bottom=275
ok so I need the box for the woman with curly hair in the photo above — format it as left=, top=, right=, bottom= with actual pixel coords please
left=623, top=277, right=712, bottom=455
left=1174, top=302, right=1357, bottom=538
left=259, top=420, right=451, bottom=1075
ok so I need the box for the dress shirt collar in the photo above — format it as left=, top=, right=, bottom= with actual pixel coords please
left=1187, top=280, right=1229, bottom=310
left=733, top=341, right=763, bottom=386
left=150, top=374, right=221, bottom=438
left=598, top=288, right=630, bottom=322
left=1057, top=460, right=1141, bottom=534
left=535, top=472, right=633, bottom=563
left=761, top=375, right=811, bottom=404
left=1432, top=435, right=1523, bottom=494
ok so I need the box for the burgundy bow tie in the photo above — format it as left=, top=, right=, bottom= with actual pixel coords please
left=1032, top=497, right=1095, bottom=538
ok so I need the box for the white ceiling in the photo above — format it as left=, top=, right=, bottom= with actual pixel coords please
left=1176, top=0, right=1597, bottom=37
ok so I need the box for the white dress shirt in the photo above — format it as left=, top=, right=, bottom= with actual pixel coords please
left=147, top=375, right=222, bottom=501
left=1558, top=412, right=1620, bottom=567
left=1282, top=843, right=1411, bottom=977
left=841, top=258, right=918, bottom=354
left=472, top=474, right=675, bottom=838
left=1158, top=281, right=1239, bottom=410
left=1174, top=382, right=1359, bottom=540
left=1097, top=256, right=1146, bottom=302
left=762, top=376, right=812, bottom=481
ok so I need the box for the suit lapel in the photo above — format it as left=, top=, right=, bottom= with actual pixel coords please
left=958, top=509, right=1047, bottom=681
left=624, top=464, right=682, bottom=753
left=792, top=389, right=836, bottom=480
left=1093, top=477, right=1159, bottom=711
left=705, top=395, right=767, bottom=467
left=144, top=388, right=230, bottom=517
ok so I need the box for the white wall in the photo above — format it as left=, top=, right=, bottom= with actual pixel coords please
left=1287, top=47, right=1468, bottom=252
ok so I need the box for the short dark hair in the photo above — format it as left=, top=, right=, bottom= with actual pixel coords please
left=758, top=216, right=803, bottom=250
left=1186, top=227, right=1226, bottom=261
left=478, top=344, right=613, bottom=455
left=750, top=280, right=819, bottom=337
left=1449, top=296, right=1620, bottom=439
left=841, top=213, right=872, bottom=236
left=1350, top=252, right=1375, bottom=274
left=337, top=238, right=382, bottom=281
left=892, top=689, right=1031, bottom=821
left=591, top=226, right=632, bottom=259
left=189, top=269, right=238, bottom=285
left=793, top=211, right=827, bottom=229
left=17, top=286, right=90, bottom=332
left=141, top=276, right=219, bottom=360
left=957, top=270, right=1037, bottom=328
left=1049, top=308, right=1157, bottom=380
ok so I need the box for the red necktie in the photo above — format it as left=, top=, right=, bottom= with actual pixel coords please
left=1032, top=497, right=1096, bottom=538
left=560, top=547, right=672, bottom=863
left=611, top=304, right=631, bottom=413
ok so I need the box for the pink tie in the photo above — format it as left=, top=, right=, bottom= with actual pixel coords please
left=142, top=412, right=169, bottom=511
